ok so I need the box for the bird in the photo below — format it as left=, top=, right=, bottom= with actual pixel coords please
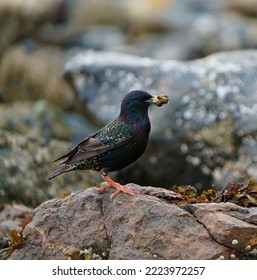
left=48, top=90, right=169, bottom=198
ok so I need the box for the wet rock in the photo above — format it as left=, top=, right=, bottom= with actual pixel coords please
left=10, top=185, right=257, bottom=260
left=0, top=129, right=100, bottom=207
left=64, top=50, right=257, bottom=189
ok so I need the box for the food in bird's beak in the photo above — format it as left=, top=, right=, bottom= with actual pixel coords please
left=151, top=95, right=170, bottom=107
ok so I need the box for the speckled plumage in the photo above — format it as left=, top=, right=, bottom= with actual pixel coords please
left=48, top=90, right=168, bottom=180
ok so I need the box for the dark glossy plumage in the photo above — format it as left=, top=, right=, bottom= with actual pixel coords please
left=48, top=90, right=168, bottom=180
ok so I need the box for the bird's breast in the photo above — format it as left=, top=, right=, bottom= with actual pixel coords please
left=133, top=117, right=150, bottom=139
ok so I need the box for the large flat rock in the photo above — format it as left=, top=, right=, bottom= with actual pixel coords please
left=10, top=185, right=257, bottom=260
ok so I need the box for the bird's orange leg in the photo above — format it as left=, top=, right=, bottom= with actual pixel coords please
left=97, top=175, right=139, bottom=198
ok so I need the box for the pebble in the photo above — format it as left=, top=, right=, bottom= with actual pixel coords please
left=245, top=245, right=251, bottom=250
left=232, top=239, right=238, bottom=246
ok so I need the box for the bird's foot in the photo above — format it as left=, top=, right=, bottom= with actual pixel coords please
left=97, top=175, right=139, bottom=198
left=97, top=182, right=111, bottom=193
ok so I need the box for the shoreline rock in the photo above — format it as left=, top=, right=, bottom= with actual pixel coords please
left=9, top=185, right=257, bottom=260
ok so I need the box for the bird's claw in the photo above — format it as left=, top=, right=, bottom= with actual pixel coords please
left=97, top=179, right=139, bottom=198
left=97, top=182, right=110, bottom=193
left=110, top=189, right=121, bottom=199
left=110, top=187, right=139, bottom=199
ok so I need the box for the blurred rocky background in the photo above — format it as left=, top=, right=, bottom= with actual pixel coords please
left=1, top=0, right=257, bottom=211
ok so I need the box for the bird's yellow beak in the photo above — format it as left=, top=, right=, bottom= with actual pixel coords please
left=150, top=95, right=170, bottom=107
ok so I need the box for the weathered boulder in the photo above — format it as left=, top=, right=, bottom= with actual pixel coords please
left=64, top=50, right=257, bottom=190
left=10, top=185, right=257, bottom=260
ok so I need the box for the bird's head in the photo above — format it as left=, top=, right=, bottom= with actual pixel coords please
left=120, top=90, right=170, bottom=117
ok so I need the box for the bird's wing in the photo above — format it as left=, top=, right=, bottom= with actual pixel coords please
left=53, top=132, right=133, bottom=165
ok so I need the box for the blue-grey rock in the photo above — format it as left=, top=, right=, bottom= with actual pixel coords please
left=63, top=50, right=257, bottom=190
left=64, top=112, right=97, bottom=143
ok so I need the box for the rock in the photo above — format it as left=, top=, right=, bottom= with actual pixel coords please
left=0, top=0, right=66, bottom=54
left=0, top=100, right=97, bottom=143
left=118, top=11, right=257, bottom=60
left=63, top=111, right=97, bottom=143
left=184, top=203, right=257, bottom=254
left=9, top=185, right=257, bottom=260
left=0, top=129, right=100, bottom=207
left=0, top=101, right=99, bottom=207
left=228, top=0, right=257, bottom=16
left=64, top=0, right=257, bottom=60
left=67, top=26, right=126, bottom=52
left=188, top=12, right=257, bottom=58
left=0, top=203, right=32, bottom=239
left=69, top=0, right=128, bottom=27
left=2, top=0, right=257, bottom=61
left=64, top=50, right=257, bottom=190
left=0, top=46, right=74, bottom=110
left=0, top=101, right=72, bottom=141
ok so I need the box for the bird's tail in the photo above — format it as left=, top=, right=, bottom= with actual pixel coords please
left=47, top=165, right=74, bottom=180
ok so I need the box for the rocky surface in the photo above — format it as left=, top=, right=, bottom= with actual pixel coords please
left=66, top=0, right=257, bottom=60
left=0, top=129, right=100, bottom=207
left=0, top=100, right=96, bottom=144
left=9, top=185, right=257, bottom=260
left=0, top=203, right=32, bottom=240
left=1, top=0, right=257, bottom=195
left=2, top=0, right=257, bottom=60
left=1, top=1, right=257, bottom=260
left=64, top=50, right=257, bottom=190
left=1, top=48, right=257, bottom=196
left=0, top=101, right=72, bottom=141
left=0, top=0, right=65, bottom=55
left=0, top=46, right=73, bottom=110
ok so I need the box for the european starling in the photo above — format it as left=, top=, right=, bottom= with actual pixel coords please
left=48, top=90, right=169, bottom=197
